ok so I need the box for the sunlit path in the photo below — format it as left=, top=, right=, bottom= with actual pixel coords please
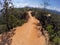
left=11, top=11, right=48, bottom=45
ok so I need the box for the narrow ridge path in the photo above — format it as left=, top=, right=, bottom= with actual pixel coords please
left=11, top=11, right=47, bottom=45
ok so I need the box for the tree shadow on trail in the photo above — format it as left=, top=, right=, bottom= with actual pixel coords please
left=0, top=29, right=16, bottom=45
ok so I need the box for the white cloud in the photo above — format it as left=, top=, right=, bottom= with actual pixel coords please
left=55, top=8, right=60, bottom=12
left=29, top=4, right=44, bottom=8
left=0, top=6, right=3, bottom=10
left=13, top=2, right=60, bottom=12
left=14, top=2, right=43, bottom=9
left=46, top=6, right=60, bottom=12
left=14, top=3, right=29, bottom=8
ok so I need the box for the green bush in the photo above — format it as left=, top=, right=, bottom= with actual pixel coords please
left=53, top=36, right=60, bottom=45
left=0, top=15, right=26, bottom=33
left=8, top=15, right=26, bottom=28
left=0, top=25, right=7, bottom=34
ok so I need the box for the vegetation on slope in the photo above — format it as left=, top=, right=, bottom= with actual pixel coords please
left=0, top=7, right=60, bottom=45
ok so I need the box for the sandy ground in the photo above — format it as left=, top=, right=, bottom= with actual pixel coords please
left=11, top=11, right=48, bottom=45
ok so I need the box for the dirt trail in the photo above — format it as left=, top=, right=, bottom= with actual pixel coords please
left=11, top=11, right=49, bottom=45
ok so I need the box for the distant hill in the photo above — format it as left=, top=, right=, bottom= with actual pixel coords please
left=0, top=7, right=60, bottom=16
left=21, top=7, right=60, bottom=15
left=44, top=8, right=60, bottom=15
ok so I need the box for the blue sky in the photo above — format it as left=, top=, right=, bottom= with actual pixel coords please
left=0, top=0, right=60, bottom=12
left=12, top=0, right=60, bottom=11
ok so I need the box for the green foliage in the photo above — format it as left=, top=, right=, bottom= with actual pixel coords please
left=53, top=37, right=60, bottom=43
left=46, top=24, right=54, bottom=40
left=0, top=25, right=7, bottom=33
left=0, top=14, right=26, bottom=33
left=53, top=36, right=60, bottom=45
left=0, top=7, right=60, bottom=45
left=8, top=15, right=26, bottom=28
left=46, top=24, right=53, bottom=34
